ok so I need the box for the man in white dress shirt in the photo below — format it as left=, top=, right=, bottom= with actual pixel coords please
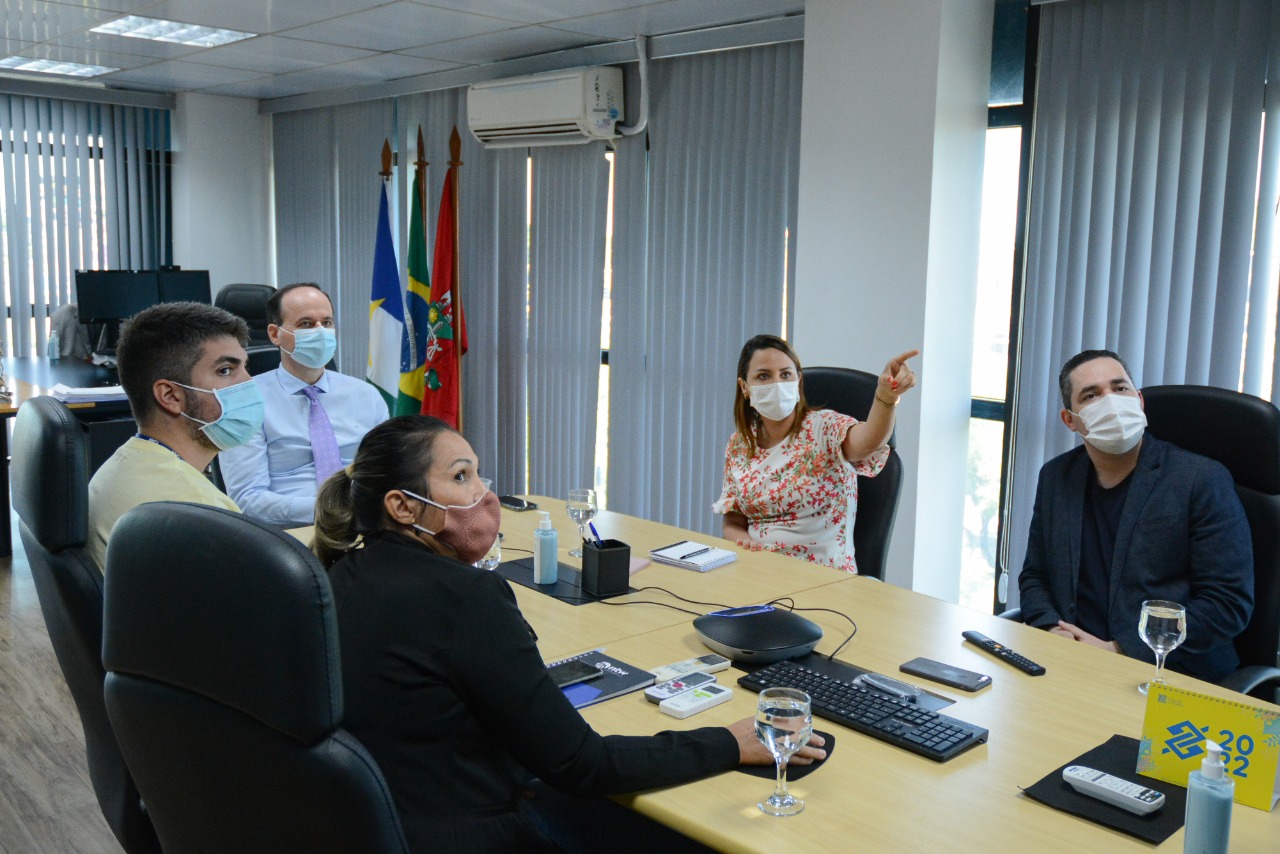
left=220, top=283, right=389, bottom=527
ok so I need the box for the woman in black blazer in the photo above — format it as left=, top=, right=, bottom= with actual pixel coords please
left=313, top=415, right=825, bottom=853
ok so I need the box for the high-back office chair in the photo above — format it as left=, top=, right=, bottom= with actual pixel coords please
left=102, top=502, right=409, bottom=854
left=802, top=366, right=905, bottom=581
left=10, top=397, right=162, bottom=854
left=214, top=283, right=274, bottom=344
left=215, top=283, right=283, bottom=375
left=1142, top=384, right=1280, bottom=702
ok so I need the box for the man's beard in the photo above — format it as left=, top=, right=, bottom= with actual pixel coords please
left=186, top=392, right=221, bottom=452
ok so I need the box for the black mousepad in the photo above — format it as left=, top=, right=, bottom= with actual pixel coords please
left=497, top=558, right=638, bottom=605
left=1021, top=734, right=1184, bottom=844
left=735, top=730, right=836, bottom=780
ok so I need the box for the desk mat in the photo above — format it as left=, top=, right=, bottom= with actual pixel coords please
left=735, top=730, right=835, bottom=781
left=497, top=558, right=638, bottom=606
left=1021, top=734, right=1184, bottom=844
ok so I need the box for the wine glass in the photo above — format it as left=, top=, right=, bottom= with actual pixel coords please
left=755, top=687, right=813, bottom=817
left=1138, top=599, right=1186, bottom=695
left=565, top=488, right=597, bottom=558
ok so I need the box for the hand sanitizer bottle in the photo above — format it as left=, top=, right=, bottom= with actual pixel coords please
left=533, top=511, right=558, bottom=585
left=47, top=330, right=61, bottom=361
left=1184, top=739, right=1232, bottom=854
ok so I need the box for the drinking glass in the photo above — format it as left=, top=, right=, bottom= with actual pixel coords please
left=565, top=488, right=597, bottom=558
left=474, top=533, right=502, bottom=571
left=1138, top=599, right=1186, bottom=695
left=755, top=687, right=813, bottom=817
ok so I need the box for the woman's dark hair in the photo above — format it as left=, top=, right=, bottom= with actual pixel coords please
left=312, top=414, right=456, bottom=566
left=732, top=334, right=811, bottom=456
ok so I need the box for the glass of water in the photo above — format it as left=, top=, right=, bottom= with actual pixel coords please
left=755, top=687, right=813, bottom=817
left=1138, top=599, right=1186, bottom=695
left=565, top=488, right=597, bottom=558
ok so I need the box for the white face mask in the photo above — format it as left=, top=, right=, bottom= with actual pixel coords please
left=749, top=380, right=800, bottom=422
left=1072, top=393, right=1147, bottom=455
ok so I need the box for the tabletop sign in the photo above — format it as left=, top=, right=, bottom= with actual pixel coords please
left=1137, top=684, right=1280, bottom=811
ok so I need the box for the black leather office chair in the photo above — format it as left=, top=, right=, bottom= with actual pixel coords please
left=1142, top=384, right=1280, bottom=702
left=10, top=397, right=162, bottom=854
left=802, top=366, right=905, bottom=581
left=214, top=282, right=274, bottom=345
left=102, top=502, right=410, bottom=854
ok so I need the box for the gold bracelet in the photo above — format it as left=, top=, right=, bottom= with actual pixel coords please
left=875, top=394, right=899, bottom=408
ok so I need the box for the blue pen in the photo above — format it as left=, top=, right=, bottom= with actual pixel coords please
left=588, top=521, right=603, bottom=545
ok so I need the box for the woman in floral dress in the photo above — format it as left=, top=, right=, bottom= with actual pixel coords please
left=713, top=335, right=918, bottom=574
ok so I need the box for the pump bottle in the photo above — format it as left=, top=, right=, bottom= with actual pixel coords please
left=533, top=511, right=558, bottom=585
left=1184, top=739, right=1232, bottom=854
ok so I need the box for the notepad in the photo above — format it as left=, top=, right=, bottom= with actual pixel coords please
left=648, top=540, right=737, bottom=572
left=546, top=650, right=656, bottom=708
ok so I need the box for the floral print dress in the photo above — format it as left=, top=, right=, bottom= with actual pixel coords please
left=712, top=409, right=888, bottom=574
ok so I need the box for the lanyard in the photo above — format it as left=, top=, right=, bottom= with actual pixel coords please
left=135, top=432, right=183, bottom=461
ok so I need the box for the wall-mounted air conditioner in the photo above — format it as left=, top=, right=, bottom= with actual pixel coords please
left=466, top=66, right=625, bottom=148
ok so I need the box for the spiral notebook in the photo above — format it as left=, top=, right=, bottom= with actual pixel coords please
left=648, top=540, right=737, bottom=572
left=546, top=649, right=655, bottom=708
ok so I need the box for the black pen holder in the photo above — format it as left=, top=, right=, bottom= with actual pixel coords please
left=581, top=538, right=630, bottom=598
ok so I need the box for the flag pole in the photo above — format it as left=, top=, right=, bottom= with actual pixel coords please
left=448, top=126, right=465, bottom=432
left=380, top=138, right=392, bottom=180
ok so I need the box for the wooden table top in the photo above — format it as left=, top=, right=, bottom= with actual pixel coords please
left=576, top=577, right=1280, bottom=852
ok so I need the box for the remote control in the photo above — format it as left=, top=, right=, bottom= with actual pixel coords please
left=649, top=653, right=732, bottom=683
left=962, top=630, right=1046, bottom=675
left=659, top=684, right=734, bottom=719
left=645, top=671, right=717, bottom=704
left=1062, top=766, right=1166, bottom=815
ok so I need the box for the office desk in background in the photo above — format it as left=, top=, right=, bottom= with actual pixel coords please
left=1, top=357, right=134, bottom=556
left=496, top=497, right=1279, bottom=853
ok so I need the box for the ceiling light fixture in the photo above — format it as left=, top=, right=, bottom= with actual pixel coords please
left=0, top=57, right=117, bottom=77
left=91, top=15, right=255, bottom=48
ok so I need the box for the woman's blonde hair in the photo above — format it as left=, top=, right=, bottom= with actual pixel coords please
left=732, top=334, right=810, bottom=456
left=312, top=414, right=456, bottom=567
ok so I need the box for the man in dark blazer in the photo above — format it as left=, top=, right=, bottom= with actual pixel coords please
left=1018, top=350, right=1253, bottom=682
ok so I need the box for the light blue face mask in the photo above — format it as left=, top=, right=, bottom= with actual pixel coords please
left=172, top=378, right=266, bottom=450
left=282, top=326, right=337, bottom=369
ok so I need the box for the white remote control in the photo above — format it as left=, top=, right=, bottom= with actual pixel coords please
left=659, top=684, right=734, bottom=719
left=1062, top=766, right=1166, bottom=815
left=645, top=671, right=717, bottom=704
left=649, top=653, right=732, bottom=683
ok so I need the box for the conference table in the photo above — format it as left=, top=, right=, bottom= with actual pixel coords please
left=1, top=357, right=132, bottom=556
left=491, top=496, right=1280, bottom=852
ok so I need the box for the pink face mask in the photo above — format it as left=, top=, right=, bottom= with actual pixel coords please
left=404, top=487, right=501, bottom=564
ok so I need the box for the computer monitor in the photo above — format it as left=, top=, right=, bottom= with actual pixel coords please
left=157, top=269, right=212, bottom=304
left=74, top=270, right=159, bottom=324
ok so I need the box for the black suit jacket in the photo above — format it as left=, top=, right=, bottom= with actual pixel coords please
left=1018, top=434, right=1253, bottom=681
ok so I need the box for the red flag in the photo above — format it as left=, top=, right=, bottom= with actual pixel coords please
left=420, top=169, right=466, bottom=427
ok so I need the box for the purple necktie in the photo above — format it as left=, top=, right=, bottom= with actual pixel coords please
left=302, top=385, right=342, bottom=485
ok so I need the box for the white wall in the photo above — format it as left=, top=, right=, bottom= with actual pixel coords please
left=793, top=0, right=993, bottom=600
left=171, top=92, right=273, bottom=292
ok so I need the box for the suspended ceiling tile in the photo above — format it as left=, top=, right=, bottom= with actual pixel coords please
left=400, top=24, right=600, bottom=65
left=54, top=27, right=208, bottom=58
left=139, top=0, right=392, bottom=36
left=102, top=57, right=266, bottom=89
left=0, top=0, right=119, bottom=44
left=405, top=0, right=662, bottom=27
left=187, top=35, right=375, bottom=74
left=281, top=1, right=515, bottom=53
left=10, top=41, right=159, bottom=70
left=564, top=0, right=803, bottom=39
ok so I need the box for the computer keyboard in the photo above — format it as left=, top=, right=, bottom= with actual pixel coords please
left=738, top=659, right=989, bottom=762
